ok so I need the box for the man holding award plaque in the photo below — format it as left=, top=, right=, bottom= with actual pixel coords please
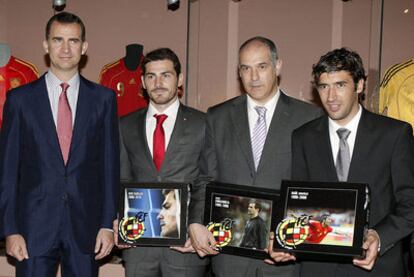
left=287, top=48, right=414, bottom=276
left=117, top=48, right=208, bottom=277
left=188, top=37, right=322, bottom=277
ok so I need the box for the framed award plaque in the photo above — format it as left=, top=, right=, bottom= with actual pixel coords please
left=118, top=182, right=189, bottom=246
left=273, top=180, right=370, bottom=262
left=204, top=182, right=279, bottom=259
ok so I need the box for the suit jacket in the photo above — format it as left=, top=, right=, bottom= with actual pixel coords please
left=0, top=75, right=119, bottom=255
left=292, top=108, right=414, bottom=277
left=203, top=92, right=322, bottom=277
left=119, top=103, right=208, bottom=266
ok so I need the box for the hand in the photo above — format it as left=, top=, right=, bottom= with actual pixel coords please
left=265, top=232, right=296, bottom=264
left=353, top=229, right=380, bottom=270
left=113, top=219, right=131, bottom=249
left=171, top=238, right=195, bottom=253
left=94, top=228, right=114, bottom=260
left=6, top=234, right=29, bottom=262
left=188, top=223, right=219, bottom=257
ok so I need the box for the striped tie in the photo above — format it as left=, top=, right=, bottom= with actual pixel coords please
left=251, top=106, right=267, bottom=170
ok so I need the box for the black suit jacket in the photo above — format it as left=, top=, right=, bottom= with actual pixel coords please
left=119, top=103, right=208, bottom=267
left=292, top=109, right=414, bottom=277
left=0, top=75, right=119, bottom=254
left=203, top=92, right=322, bottom=277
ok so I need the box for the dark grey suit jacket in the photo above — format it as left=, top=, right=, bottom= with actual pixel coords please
left=119, top=103, right=208, bottom=268
left=292, top=109, right=414, bottom=277
left=203, top=92, right=323, bottom=277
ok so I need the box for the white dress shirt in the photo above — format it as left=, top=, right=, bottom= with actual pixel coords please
left=145, top=98, right=180, bottom=157
left=328, top=105, right=362, bottom=165
left=247, top=89, right=280, bottom=138
left=45, top=71, right=80, bottom=127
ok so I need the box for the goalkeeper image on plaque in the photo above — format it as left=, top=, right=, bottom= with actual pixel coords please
left=118, top=183, right=188, bottom=246
left=204, top=182, right=279, bottom=259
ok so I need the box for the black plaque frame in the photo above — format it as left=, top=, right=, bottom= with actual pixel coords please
left=118, top=182, right=188, bottom=246
left=204, top=182, right=279, bottom=259
left=273, top=180, right=370, bottom=262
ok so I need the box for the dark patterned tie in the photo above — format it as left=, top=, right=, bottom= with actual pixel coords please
left=57, top=83, right=72, bottom=165
left=153, top=114, right=168, bottom=171
left=336, top=128, right=351, bottom=181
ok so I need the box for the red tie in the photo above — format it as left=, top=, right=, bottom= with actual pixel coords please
left=57, top=83, right=72, bottom=165
left=153, top=114, right=168, bottom=171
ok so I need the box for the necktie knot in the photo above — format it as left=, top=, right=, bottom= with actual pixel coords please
left=254, top=106, right=267, bottom=118
left=337, top=128, right=351, bottom=140
left=154, top=114, right=168, bottom=126
left=60, top=82, right=70, bottom=94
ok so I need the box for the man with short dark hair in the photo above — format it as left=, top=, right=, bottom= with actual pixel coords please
left=117, top=47, right=208, bottom=277
left=0, top=12, right=119, bottom=276
left=240, top=202, right=268, bottom=249
left=289, top=47, right=414, bottom=276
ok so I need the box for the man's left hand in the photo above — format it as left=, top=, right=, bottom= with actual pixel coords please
left=94, top=228, right=114, bottom=260
left=353, top=229, right=380, bottom=270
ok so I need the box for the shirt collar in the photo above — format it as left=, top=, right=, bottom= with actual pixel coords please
left=246, top=89, right=280, bottom=112
left=46, top=70, right=80, bottom=91
left=147, top=98, right=180, bottom=120
left=329, top=104, right=362, bottom=133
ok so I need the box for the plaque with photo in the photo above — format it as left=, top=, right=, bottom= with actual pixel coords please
left=204, top=182, right=279, bottom=259
left=118, top=183, right=189, bottom=246
left=273, top=180, right=370, bottom=262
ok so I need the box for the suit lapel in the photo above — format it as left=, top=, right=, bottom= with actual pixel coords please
left=162, top=104, right=185, bottom=171
left=314, top=117, right=338, bottom=181
left=139, top=109, right=157, bottom=171
left=347, top=110, right=374, bottom=182
left=257, top=93, right=291, bottom=172
left=31, top=76, right=65, bottom=173
left=229, top=96, right=256, bottom=173
left=68, top=76, right=93, bottom=160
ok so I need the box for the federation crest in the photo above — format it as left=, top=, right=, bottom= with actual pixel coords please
left=119, top=211, right=147, bottom=244
left=207, top=218, right=234, bottom=248
left=276, top=215, right=310, bottom=249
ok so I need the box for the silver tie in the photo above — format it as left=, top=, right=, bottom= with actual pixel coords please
left=336, top=128, right=351, bottom=182
left=251, top=106, right=267, bottom=170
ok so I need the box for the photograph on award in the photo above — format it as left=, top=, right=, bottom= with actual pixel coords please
left=118, top=183, right=188, bottom=246
left=204, top=182, right=279, bottom=258
left=209, top=193, right=272, bottom=250
left=282, top=187, right=357, bottom=247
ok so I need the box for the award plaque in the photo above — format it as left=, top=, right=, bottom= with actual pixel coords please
left=273, top=180, right=370, bottom=262
left=204, top=182, right=279, bottom=259
left=118, top=183, right=189, bottom=246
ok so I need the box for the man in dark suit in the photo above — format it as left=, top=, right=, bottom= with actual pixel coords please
left=0, top=12, right=119, bottom=276
left=188, top=36, right=322, bottom=277
left=288, top=48, right=414, bottom=276
left=117, top=48, right=208, bottom=277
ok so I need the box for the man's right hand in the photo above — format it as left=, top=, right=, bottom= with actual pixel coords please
left=188, top=223, right=219, bottom=257
left=6, top=234, right=29, bottom=261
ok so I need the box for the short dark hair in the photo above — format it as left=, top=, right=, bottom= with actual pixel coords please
left=239, top=36, right=279, bottom=63
left=142, top=48, right=181, bottom=76
left=312, top=47, right=367, bottom=91
left=45, top=12, right=86, bottom=41
left=250, top=202, right=262, bottom=212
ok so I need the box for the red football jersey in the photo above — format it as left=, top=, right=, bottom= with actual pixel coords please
left=0, top=56, right=39, bottom=126
left=99, top=57, right=147, bottom=117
